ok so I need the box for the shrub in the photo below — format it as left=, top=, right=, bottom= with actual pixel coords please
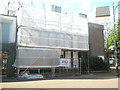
left=89, top=56, right=108, bottom=71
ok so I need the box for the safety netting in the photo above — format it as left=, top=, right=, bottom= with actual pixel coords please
left=17, top=7, right=89, bottom=50
left=14, top=7, right=89, bottom=68
left=13, top=47, right=61, bottom=68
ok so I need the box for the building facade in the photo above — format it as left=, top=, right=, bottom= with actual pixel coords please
left=14, top=7, right=89, bottom=76
left=1, top=6, right=90, bottom=77
left=0, top=15, right=17, bottom=77
left=88, top=23, right=105, bottom=59
left=1, top=8, right=106, bottom=77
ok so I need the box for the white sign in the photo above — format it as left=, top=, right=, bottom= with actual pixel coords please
left=59, top=58, right=71, bottom=67
left=73, top=59, right=78, bottom=68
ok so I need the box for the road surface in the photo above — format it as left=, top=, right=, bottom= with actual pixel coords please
left=1, top=67, right=119, bottom=88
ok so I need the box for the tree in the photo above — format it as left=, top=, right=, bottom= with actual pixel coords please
left=116, top=19, right=120, bottom=49
left=106, top=29, right=114, bottom=49
left=106, top=19, right=120, bottom=49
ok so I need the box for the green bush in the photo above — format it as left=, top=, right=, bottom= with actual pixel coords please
left=89, top=56, right=108, bottom=71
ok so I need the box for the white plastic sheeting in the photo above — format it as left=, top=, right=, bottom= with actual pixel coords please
left=13, top=47, right=61, bottom=68
left=17, top=7, right=89, bottom=50
left=17, top=27, right=88, bottom=50
left=14, top=7, right=89, bottom=68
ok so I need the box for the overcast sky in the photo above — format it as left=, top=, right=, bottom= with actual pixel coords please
left=0, top=0, right=119, bottom=22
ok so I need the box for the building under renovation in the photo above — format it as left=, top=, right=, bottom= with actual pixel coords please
left=1, top=4, right=89, bottom=77
left=14, top=7, right=89, bottom=77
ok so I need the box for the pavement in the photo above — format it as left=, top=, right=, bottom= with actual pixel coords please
left=1, top=67, right=119, bottom=89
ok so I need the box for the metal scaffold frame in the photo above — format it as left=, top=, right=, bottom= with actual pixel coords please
left=10, top=2, right=89, bottom=77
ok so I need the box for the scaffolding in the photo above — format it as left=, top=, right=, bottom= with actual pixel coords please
left=13, top=6, right=89, bottom=77
left=16, top=7, right=89, bottom=50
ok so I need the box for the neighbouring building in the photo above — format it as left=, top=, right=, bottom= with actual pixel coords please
left=118, top=1, right=120, bottom=19
left=1, top=6, right=89, bottom=77
left=95, top=6, right=112, bottom=50
left=95, top=6, right=111, bottom=25
left=0, top=15, right=17, bottom=77
left=1, top=4, right=106, bottom=77
left=88, top=23, right=105, bottom=59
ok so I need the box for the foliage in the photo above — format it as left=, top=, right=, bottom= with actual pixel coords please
left=116, top=19, right=120, bottom=49
left=106, top=29, right=114, bottom=49
left=81, top=56, right=108, bottom=72
left=106, top=19, right=120, bottom=49
left=89, top=56, right=108, bottom=71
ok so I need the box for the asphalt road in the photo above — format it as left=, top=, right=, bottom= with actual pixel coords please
left=1, top=67, right=119, bottom=89
left=1, top=78, right=118, bottom=88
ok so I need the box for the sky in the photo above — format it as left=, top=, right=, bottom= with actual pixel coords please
left=0, top=0, right=119, bottom=22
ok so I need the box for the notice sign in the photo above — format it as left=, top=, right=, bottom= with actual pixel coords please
left=59, top=58, right=71, bottom=67
left=73, top=59, right=78, bottom=68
